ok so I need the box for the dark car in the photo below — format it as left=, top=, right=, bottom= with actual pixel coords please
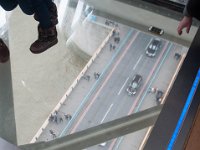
left=146, top=38, right=162, bottom=57
left=148, top=26, right=164, bottom=35
left=126, top=74, right=142, bottom=96
left=156, top=90, right=164, bottom=104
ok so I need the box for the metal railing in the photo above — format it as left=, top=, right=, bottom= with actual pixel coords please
left=20, top=105, right=162, bottom=150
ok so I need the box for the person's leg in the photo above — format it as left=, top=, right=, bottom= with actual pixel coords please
left=34, top=0, right=58, bottom=26
left=32, top=0, right=52, bottom=28
left=43, top=0, right=54, bottom=9
left=18, top=0, right=52, bottom=28
left=16, top=0, right=58, bottom=53
left=46, top=0, right=58, bottom=26
left=18, top=0, right=58, bottom=27
left=17, top=0, right=34, bottom=15
left=29, top=0, right=58, bottom=53
left=0, top=0, right=18, bottom=63
left=0, top=0, right=18, bottom=11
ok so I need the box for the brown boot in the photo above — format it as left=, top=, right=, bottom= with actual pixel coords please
left=0, top=39, right=10, bottom=63
left=30, top=25, right=58, bottom=54
left=34, top=3, right=58, bottom=26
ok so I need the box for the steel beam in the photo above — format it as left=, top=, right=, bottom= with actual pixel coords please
left=20, top=105, right=162, bottom=150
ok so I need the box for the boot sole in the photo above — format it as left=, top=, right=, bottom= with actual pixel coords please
left=0, top=49, right=10, bottom=63
left=30, top=39, right=58, bottom=54
left=0, top=56, right=9, bottom=63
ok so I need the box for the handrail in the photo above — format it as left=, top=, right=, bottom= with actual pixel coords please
left=20, top=105, right=162, bottom=150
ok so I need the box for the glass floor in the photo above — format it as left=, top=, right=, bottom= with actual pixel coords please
left=0, top=0, right=197, bottom=149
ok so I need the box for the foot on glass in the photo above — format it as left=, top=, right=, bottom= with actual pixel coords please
left=30, top=25, right=58, bottom=54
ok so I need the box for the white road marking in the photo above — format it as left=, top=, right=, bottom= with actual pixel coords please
left=145, top=38, right=153, bottom=50
left=21, top=80, right=26, bottom=87
left=118, top=77, right=129, bottom=95
left=101, top=104, right=113, bottom=123
left=133, top=55, right=143, bottom=70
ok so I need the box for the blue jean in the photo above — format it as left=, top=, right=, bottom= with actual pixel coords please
left=0, top=0, right=54, bottom=28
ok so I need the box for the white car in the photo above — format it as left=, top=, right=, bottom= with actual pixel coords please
left=146, top=38, right=162, bottom=57
left=99, top=142, right=106, bottom=147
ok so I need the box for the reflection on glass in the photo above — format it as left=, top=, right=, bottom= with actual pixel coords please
left=6, top=0, right=189, bottom=149
left=0, top=7, right=6, bottom=28
left=31, top=2, right=188, bottom=149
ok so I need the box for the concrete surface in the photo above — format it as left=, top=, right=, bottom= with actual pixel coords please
left=9, top=7, right=88, bottom=145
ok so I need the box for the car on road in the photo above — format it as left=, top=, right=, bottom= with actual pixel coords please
left=156, top=90, right=164, bottom=104
left=99, top=142, right=106, bottom=147
left=146, top=38, right=162, bottom=57
left=148, top=26, right=164, bottom=35
left=126, top=74, right=142, bottom=96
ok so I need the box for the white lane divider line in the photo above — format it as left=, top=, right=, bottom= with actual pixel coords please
left=118, top=77, right=129, bottom=95
left=101, top=103, right=114, bottom=123
left=145, top=38, right=153, bottom=50
left=133, top=55, right=143, bottom=71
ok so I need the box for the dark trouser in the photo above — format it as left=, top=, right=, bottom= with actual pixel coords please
left=0, top=0, right=54, bottom=28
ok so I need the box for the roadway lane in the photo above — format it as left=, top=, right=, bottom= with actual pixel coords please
left=68, top=32, right=146, bottom=133
left=68, top=32, right=172, bottom=137
left=34, top=15, right=188, bottom=150
left=65, top=32, right=176, bottom=150
left=36, top=27, right=184, bottom=150
left=36, top=22, right=135, bottom=142
left=68, top=31, right=142, bottom=133
left=113, top=44, right=184, bottom=150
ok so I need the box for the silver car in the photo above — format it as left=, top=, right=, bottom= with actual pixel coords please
left=146, top=38, right=162, bottom=57
left=127, top=74, right=142, bottom=96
